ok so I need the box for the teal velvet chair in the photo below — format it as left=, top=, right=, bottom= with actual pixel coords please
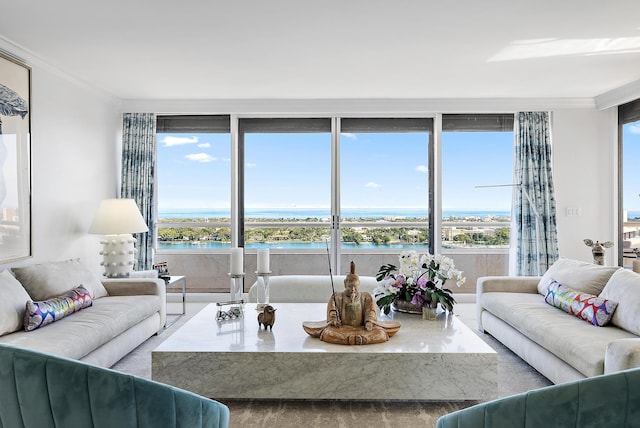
left=436, top=368, right=640, bottom=427
left=0, top=344, right=229, bottom=428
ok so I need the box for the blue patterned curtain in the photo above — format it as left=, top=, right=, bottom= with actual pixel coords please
left=512, top=112, right=559, bottom=276
left=121, top=113, right=156, bottom=271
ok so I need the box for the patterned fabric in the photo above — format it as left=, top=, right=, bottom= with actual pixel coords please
left=512, top=111, right=559, bottom=276
left=121, top=113, right=156, bottom=271
left=24, top=285, right=93, bottom=331
left=544, top=280, right=617, bottom=327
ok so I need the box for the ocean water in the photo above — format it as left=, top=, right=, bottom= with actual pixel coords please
left=159, top=208, right=511, bottom=220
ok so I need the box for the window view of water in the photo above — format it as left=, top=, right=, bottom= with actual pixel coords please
left=156, top=116, right=513, bottom=252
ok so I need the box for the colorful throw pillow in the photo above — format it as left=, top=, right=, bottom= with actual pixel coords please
left=24, top=285, right=93, bottom=332
left=544, top=280, right=617, bottom=327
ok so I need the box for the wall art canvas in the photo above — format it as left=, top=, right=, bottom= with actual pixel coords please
left=0, top=51, right=31, bottom=262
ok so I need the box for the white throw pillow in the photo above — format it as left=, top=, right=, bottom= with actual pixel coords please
left=599, top=268, right=640, bottom=335
left=537, top=258, right=620, bottom=296
left=12, top=259, right=108, bottom=301
left=0, top=269, right=31, bottom=335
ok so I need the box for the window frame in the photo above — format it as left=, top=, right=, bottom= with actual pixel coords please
left=154, top=113, right=515, bottom=259
left=440, top=114, right=515, bottom=253
left=155, top=115, right=232, bottom=252
left=618, top=99, right=640, bottom=266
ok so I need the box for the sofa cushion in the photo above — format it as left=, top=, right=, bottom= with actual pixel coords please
left=24, top=285, right=93, bottom=332
left=0, top=295, right=161, bottom=360
left=12, top=259, right=108, bottom=301
left=544, top=280, right=617, bottom=327
left=481, top=292, right=637, bottom=377
left=0, top=270, right=31, bottom=336
left=537, top=258, right=619, bottom=296
left=600, top=269, right=640, bottom=336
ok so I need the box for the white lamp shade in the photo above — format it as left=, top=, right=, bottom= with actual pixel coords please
left=89, top=199, right=149, bottom=234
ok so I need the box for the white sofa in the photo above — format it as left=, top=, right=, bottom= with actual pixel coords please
left=248, top=274, right=378, bottom=303
left=0, top=260, right=165, bottom=368
left=477, top=258, right=640, bottom=384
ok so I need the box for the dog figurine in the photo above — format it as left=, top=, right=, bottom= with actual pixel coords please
left=258, top=305, right=276, bottom=330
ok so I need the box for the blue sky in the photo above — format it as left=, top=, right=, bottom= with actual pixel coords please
left=157, top=130, right=514, bottom=212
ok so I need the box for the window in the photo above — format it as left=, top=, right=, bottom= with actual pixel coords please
left=619, top=100, right=640, bottom=265
left=239, top=118, right=332, bottom=249
left=156, top=115, right=231, bottom=250
left=339, top=118, right=433, bottom=250
left=441, top=114, right=514, bottom=250
left=155, top=114, right=514, bottom=256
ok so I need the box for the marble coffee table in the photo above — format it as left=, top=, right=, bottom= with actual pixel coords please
left=151, top=303, right=497, bottom=401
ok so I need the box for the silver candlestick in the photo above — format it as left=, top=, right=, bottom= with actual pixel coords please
left=228, top=273, right=244, bottom=302
left=255, top=271, right=271, bottom=309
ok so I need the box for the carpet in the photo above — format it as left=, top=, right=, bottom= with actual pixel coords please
left=112, top=302, right=552, bottom=428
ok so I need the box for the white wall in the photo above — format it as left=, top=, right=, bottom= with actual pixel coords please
left=552, top=107, right=618, bottom=264
left=0, top=43, right=121, bottom=276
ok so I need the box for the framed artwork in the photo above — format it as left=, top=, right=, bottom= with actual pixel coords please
left=0, top=51, right=31, bottom=263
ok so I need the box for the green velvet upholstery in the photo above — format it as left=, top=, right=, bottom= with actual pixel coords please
left=436, top=368, right=640, bottom=428
left=0, top=344, right=229, bottom=428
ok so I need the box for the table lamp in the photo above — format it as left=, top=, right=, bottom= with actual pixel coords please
left=89, top=198, right=149, bottom=278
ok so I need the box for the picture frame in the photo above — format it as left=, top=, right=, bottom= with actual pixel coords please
left=0, top=51, right=31, bottom=263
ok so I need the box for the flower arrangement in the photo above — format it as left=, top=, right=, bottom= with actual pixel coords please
left=373, top=250, right=466, bottom=315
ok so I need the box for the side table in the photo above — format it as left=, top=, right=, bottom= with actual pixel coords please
left=164, top=275, right=186, bottom=328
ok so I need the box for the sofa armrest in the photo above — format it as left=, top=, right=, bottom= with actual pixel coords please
left=436, top=368, right=640, bottom=428
left=102, top=278, right=165, bottom=297
left=477, top=276, right=541, bottom=295
left=605, top=338, right=640, bottom=374
left=476, top=276, right=541, bottom=333
left=102, top=279, right=166, bottom=330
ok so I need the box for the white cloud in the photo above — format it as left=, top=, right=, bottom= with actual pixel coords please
left=415, top=165, right=428, bottom=173
left=629, top=124, right=640, bottom=135
left=342, top=133, right=358, bottom=140
left=185, top=153, right=216, bottom=163
left=197, top=143, right=211, bottom=148
left=161, top=136, right=198, bottom=147
left=246, top=162, right=257, bottom=168
left=365, top=181, right=382, bottom=189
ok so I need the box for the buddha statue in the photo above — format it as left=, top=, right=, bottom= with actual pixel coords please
left=303, top=261, right=400, bottom=345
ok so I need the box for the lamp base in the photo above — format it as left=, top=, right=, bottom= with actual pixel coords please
left=99, top=233, right=138, bottom=278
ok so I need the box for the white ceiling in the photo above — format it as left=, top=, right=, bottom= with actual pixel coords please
left=2, top=0, right=640, bottom=101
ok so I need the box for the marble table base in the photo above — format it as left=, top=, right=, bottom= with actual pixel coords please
left=152, top=303, right=497, bottom=401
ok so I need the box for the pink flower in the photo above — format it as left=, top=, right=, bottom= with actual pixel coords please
left=393, top=275, right=405, bottom=288
left=417, top=276, right=428, bottom=289
left=411, top=292, right=426, bottom=306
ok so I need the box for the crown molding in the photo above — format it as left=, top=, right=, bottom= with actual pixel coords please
left=121, top=97, right=596, bottom=115
left=0, top=36, right=121, bottom=107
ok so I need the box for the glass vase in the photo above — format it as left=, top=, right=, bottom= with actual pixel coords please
left=422, top=305, right=438, bottom=320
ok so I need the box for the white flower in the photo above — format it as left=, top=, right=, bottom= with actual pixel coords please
left=398, top=250, right=420, bottom=276
left=374, top=277, right=400, bottom=298
left=433, top=277, right=444, bottom=289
